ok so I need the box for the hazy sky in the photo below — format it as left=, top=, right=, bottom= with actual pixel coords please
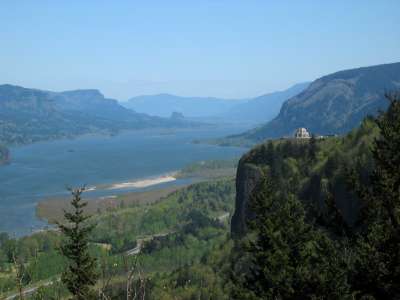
left=1, top=1, right=399, bottom=100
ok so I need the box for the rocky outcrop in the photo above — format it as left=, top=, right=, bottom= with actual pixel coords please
left=125, top=93, right=243, bottom=118
left=0, top=145, right=10, bottom=165
left=231, top=153, right=265, bottom=236
left=170, top=111, right=185, bottom=120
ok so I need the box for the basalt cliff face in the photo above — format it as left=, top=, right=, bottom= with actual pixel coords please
left=231, top=155, right=265, bottom=236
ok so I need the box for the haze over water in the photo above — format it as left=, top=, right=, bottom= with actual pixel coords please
left=0, top=125, right=249, bottom=235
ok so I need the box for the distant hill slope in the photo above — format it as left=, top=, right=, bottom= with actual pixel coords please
left=123, top=83, right=308, bottom=124
left=123, top=93, right=246, bottom=118
left=236, top=62, right=400, bottom=142
left=53, top=89, right=141, bottom=121
left=0, top=85, right=193, bottom=146
left=223, top=82, right=309, bottom=123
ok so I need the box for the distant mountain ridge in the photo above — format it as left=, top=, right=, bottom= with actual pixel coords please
left=123, top=83, right=309, bottom=124
left=235, top=62, right=400, bottom=141
left=123, top=93, right=246, bottom=118
left=52, top=89, right=151, bottom=122
left=0, top=84, right=194, bottom=146
left=223, top=82, right=309, bottom=123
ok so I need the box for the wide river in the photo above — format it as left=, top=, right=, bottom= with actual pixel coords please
left=0, top=124, right=250, bottom=235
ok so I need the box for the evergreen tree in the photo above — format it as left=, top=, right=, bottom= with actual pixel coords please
left=308, top=134, right=318, bottom=161
left=231, top=177, right=351, bottom=299
left=58, top=188, right=98, bottom=300
left=352, top=93, right=400, bottom=298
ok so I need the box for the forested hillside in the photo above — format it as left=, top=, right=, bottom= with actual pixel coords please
left=228, top=93, right=400, bottom=299
left=147, top=93, right=400, bottom=300
left=146, top=93, right=400, bottom=300
left=231, top=116, right=378, bottom=235
left=144, top=112, right=382, bottom=300
left=141, top=94, right=400, bottom=299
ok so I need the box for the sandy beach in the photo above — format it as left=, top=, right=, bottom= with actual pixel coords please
left=107, top=174, right=177, bottom=190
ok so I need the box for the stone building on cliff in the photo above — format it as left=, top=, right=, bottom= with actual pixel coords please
left=294, top=127, right=311, bottom=139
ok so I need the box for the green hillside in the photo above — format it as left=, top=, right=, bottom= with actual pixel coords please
left=231, top=116, right=378, bottom=235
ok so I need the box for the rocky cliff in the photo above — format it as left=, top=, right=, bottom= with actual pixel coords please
left=231, top=155, right=265, bottom=235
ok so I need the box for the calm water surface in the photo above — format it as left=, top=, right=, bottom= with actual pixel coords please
left=0, top=125, right=249, bottom=235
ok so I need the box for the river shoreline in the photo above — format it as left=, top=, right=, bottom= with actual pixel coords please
left=0, top=124, right=247, bottom=235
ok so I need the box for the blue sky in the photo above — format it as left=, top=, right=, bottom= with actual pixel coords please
left=1, top=1, right=399, bottom=100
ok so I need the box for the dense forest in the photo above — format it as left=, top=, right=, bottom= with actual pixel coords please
left=0, top=93, right=399, bottom=299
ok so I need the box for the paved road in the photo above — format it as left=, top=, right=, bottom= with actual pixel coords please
left=217, top=212, right=230, bottom=222
left=5, top=280, right=54, bottom=300
left=126, top=231, right=174, bottom=256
